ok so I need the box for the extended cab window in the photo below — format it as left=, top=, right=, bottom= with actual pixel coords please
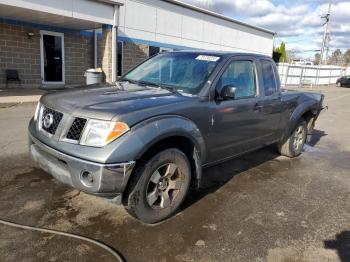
left=261, top=60, right=277, bottom=96
left=217, top=60, right=256, bottom=99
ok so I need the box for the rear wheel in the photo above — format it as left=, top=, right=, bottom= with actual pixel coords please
left=279, top=119, right=307, bottom=158
left=123, top=148, right=191, bottom=224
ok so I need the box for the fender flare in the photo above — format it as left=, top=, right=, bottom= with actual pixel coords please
left=106, top=115, right=206, bottom=187
left=132, top=115, right=206, bottom=161
left=281, top=100, right=319, bottom=142
left=116, top=115, right=206, bottom=188
left=105, top=115, right=206, bottom=162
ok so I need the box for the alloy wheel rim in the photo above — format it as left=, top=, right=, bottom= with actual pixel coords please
left=293, top=125, right=306, bottom=152
left=146, top=163, right=183, bottom=209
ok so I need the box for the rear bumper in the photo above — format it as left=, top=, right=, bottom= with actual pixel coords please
left=29, top=133, right=135, bottom=197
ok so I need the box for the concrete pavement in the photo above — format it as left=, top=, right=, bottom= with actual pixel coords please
left=0, top=88, right=46, bottom=105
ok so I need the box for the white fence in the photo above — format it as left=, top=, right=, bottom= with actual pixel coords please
left=277, top=63, right=346, bottom=87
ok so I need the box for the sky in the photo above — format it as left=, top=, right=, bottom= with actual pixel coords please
left=181, top=0, right=350, bottom=59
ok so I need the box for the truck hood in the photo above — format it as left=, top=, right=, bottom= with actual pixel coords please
left=40, top=82, right=193, bottom=121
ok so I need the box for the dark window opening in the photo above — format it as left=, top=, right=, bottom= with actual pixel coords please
left=149, top=46, right=160, bottom=57
left=117, top=41, right=123, bottom=76
left=43, top=34, right=63, bottom=82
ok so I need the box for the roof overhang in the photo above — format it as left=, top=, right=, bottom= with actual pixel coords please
left=0, top=0, right=122, bottom=30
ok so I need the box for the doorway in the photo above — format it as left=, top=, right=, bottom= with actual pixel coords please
left=40, top=31, right=65, bottom=85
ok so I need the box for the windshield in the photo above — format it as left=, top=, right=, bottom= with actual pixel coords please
left=122, top=52, right=222, bottom=95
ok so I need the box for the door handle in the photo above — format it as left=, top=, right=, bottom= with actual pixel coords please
left=253, top=103, right=263, bottom=112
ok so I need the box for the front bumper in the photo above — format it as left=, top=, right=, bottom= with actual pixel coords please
left=29, top=133, right=135, bottom=197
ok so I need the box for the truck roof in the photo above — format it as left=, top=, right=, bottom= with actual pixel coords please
left=165, top=50, right=272, bottom=60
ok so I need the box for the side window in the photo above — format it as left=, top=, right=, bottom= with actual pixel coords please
left=217, top=60, right=256, bottom=99
left=261, top=60, right=277, bottom=96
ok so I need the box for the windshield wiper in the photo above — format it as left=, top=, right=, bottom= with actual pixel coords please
left=137, top=81, right=160, bottom=88
left=120, top=79, right=182, bottom=95
left=121, top=79, right=159, bottom=89
left=137, top=81, right=182, bottom=95
left=120, top=78, right=141, bottom=85
left=157, top=85, right=182, bottom=95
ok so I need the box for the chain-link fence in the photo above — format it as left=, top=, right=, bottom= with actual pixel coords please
left=277, top=63, right=346, bottom=87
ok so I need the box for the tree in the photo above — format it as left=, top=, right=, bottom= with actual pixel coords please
left=315, top=49, right=350, bottom=66
left=273, top=42, right=288, bottom=63
left=343, top=49, right=350, bottom=66
left=328, top=49, right=343, bottom=66
left=273, top=46, right=282, bottom=63
left=314, top=53, right=321, bottom=65
left=280, top=42, right=287, bottom=63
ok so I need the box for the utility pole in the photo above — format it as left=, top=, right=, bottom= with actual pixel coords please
left=205, top=0, right=210, bottom=9
left=320, top=1, right=332, bottom=65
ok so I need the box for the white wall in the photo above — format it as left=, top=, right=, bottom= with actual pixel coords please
left=277, top=63, right=346, bottom=86
left=118, top=0, right=274, bottom=56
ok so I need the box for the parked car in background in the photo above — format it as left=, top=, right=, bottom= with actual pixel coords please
left=28, top=51, right=324, bottom=224
left=336, top=75, right=350, bottom=87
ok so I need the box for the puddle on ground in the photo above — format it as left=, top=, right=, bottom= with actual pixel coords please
left=1, top=143, right=350, bottom=262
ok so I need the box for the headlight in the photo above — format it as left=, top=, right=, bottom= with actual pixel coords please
left=80, top=119, right=129, bottom=147
left=34, top=102, right=41, bottom=121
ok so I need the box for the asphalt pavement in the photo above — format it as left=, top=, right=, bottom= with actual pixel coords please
left=0, top=86, right=349, bottom=262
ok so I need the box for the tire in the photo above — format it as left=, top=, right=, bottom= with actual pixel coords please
left=123, top=148, right=191, bottom=224
left=337, top=82, right=342, bottom=87
left=279, top=119, right=307, bottom=158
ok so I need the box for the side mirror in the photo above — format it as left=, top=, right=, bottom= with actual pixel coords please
left=219, top=85, right=236, bottom=100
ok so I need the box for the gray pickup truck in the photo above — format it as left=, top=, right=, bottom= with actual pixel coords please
left=29, top=51, right=324, bottom=223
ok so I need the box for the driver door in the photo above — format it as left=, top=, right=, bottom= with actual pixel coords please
left=206, top=58, right=265, bottom=163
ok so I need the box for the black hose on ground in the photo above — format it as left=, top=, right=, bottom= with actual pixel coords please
left=0, top=218, right=124, bottom=262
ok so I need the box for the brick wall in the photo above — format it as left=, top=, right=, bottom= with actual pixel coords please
left=122, top=42, right=149, bottom=73
left=65, top=33, right=94, bottom=86
left=0, top=22, right=93, bottom=88
left=0, top=22, right=154, bottom=88
left=0, top=24, right=41, bottom=88
left=97, top=27, right=112, bottom=83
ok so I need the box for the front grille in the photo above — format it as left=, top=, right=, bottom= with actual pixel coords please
left=66, top=117, right=87, bottom=141
left=41, top=107, right=63, bottom=135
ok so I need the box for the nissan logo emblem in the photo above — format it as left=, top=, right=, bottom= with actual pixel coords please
left=43, top=113, right=54, bottom=129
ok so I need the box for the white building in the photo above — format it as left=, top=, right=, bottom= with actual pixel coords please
left=0, top=0, right=275, bottom=88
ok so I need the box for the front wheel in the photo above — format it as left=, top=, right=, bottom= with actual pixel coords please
left=336, top=82, right=342, bottom=87
left=279, top=119, right=307, bottom=158
left=123, top=148, right=191, bottom=224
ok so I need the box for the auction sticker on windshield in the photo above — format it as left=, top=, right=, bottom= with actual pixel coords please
left=195, top=55, right=220, bottom=62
